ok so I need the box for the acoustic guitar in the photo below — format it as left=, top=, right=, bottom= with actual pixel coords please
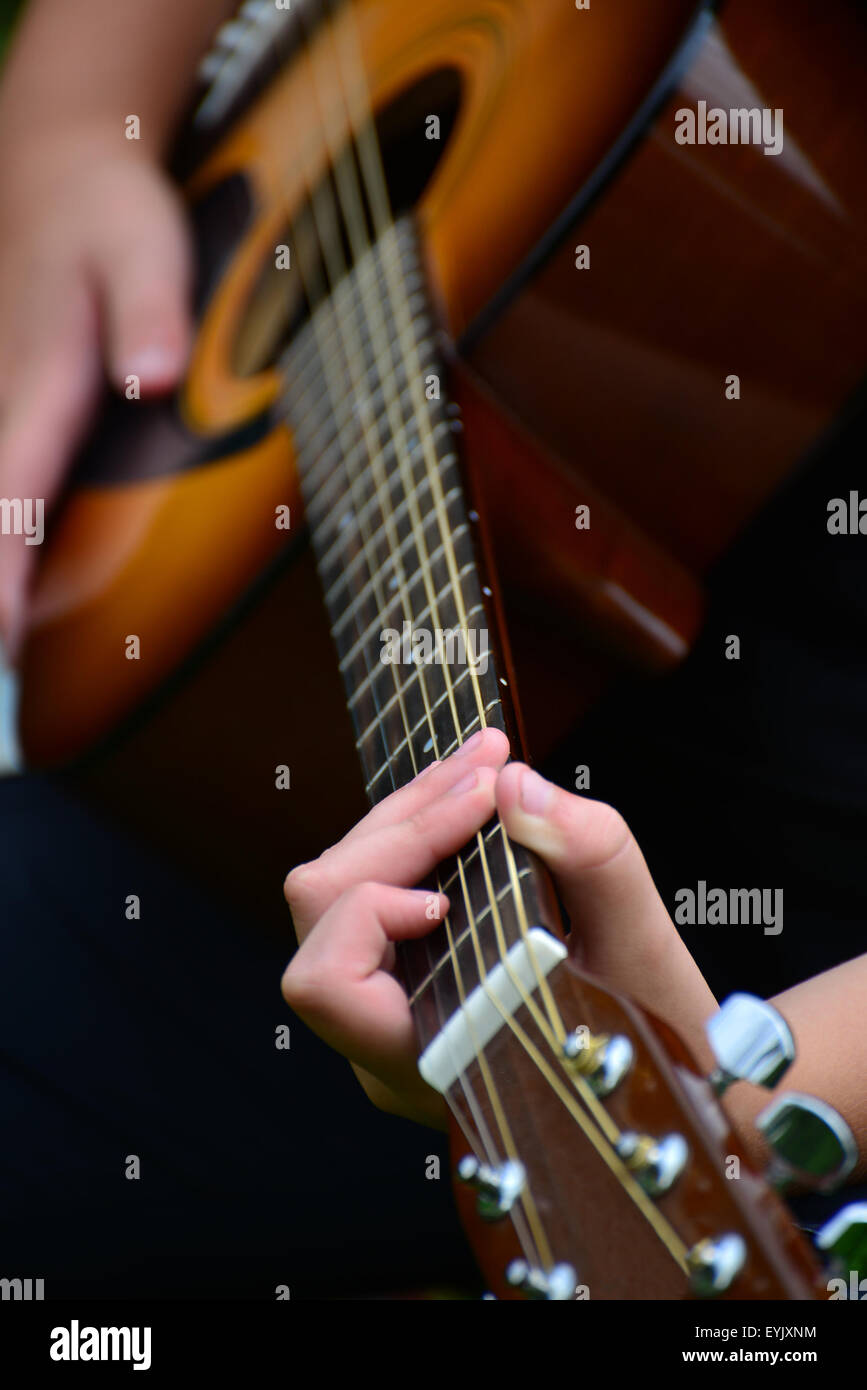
left=9, top=0, right=867, bottom=1298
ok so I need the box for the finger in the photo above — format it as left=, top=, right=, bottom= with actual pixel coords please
left=348, top=1063, right=446, bottom=1130
left=285, top=764, right=499, bottom=940
left=0, top=290, right=102, bottom=654
left=282, top=882, right=447, bottom=1122
left=340, top=726, right=510, bottom=843
left=496, top=764, right=717, bottom=1034
left=93, top=181, right=192, bottom=395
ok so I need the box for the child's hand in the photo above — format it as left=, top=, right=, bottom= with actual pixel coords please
left=281, top=729, right=717, bottom=1129
left=0, top=129, right=192, bottom=654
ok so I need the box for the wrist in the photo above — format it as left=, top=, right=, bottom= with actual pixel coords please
left=0, top=111, right=163, bottom=169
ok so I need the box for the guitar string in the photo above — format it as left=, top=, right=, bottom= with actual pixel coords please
left=194, top=0, right=701, bottom=1287
left=286, top=299, right=583, bottom=1081
left=281, top=0, right=694, bottom=1278
left=293, top=17, right=553, bottom=1269
left=290, top=237, right=497, bottom=1189
left=286, top=9, right=541, bottom=1255
left=325, top=0, right=568, bottom=1049
left=297, top=0, right=559, bottom=1265
left=312, top=0, right=563, bottom=1050
left=313, top=12, right=688, bottom=1212
left=314, top=8, right=628, bottom=1264
left=287, top=291, right=689, bottom=1281
left=297, top=0, right=682, bottom=1271
left=190, top=0, right=493, bottom=1190
left=290, top=4, right=557, bottom=1268
left=319, top=5, right=697, bottom=1278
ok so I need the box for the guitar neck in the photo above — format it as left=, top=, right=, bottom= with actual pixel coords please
left=284, top=213, right=825, bottom=1302
left=287, top=214, right=562, bottom=1048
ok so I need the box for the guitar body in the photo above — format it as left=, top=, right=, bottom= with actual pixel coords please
left=20, top=0, right=867, bottom=778
left=11, top=0, right=867, bottom=1297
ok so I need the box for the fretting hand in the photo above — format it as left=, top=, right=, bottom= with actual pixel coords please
left=282, top=727, right=717, bottom=1129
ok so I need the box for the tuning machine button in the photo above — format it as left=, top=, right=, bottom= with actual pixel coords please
left=687, top=1234, right=747, bottom=1297
left=757, top=1093, right=857, bottom=1192
left=563, top=1028, right=634, bottom=1096
left=706, top=994, right=795, bottom=1097
left=457, top=1156, right=525, bottom=1220
left=505, top=1260, right=578, bottom=1301
left=816, top=1202, right=867, bottom=1278
left=616, top=1131, right=689, bottom=1196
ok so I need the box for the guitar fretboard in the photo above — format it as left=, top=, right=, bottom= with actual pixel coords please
left=285, top=217, right=558, bottom=1049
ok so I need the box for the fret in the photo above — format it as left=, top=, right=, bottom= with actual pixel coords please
left=315, top=483, right=469, bottom=625
left=283, top=212, right=554, bottom=1068
left=437, top=820, right=506, bottom=895
left=309, top=429, right=459, bottom=573
left=312, top=483, right=468, bottom=616
left=286, top=259, right=434, bottom=467
left=401, top=843, right=550, bottom=1047
left=332, top=523, right=468, bottom=638
left=351, top=660, right=464, bottom=757
left=352, top=648, right=475, bottom=729
left=404, top=940, right=449, bottom=1057
left=402, top=844, right=554, bottom=1049
left=363, top=697, right=506, bottom=800
left=291, top=340, right=442, bottom=500
left=318, top=482, right=462, bottom=605
left=408, top=866, right=536, bottom=1005
left=303, top=416, right=456, bottom=531
left=337, top=576, right=480, bottom=680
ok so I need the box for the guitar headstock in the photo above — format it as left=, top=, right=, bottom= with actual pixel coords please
left=443, top=949, right=861, bottom=1300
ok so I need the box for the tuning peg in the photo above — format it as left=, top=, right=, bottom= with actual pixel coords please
left=616, top=1131, right=689, bottom=1197
left=816, top=1203, right=867, bottom=1278
left=687, top=1234, right=747, bottom=1297
left=505, top=1260, right=577, bottom=1301
left=756, top=1093, right=857, bottom=1192
left=563, top=1027, right=633, bottom=1096
left=457, top=1156, right=525, bottom=1220
left=706, top=994, right=795, bottom=1097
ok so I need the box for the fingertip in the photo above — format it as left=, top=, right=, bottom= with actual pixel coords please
left=112, top=338, right=189, bottom=396
left=480, top=725, right=510, bottom=766
left=416, top=889, right=450, bottom=925
left=495, top=760, right=526, bottom=810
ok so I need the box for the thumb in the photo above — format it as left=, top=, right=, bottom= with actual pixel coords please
left=496, top=763, right=717, bottom=1042
left=93, top=176, right=193, bottom=397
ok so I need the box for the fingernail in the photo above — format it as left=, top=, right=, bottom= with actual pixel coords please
left=519, top=768, right=555, bottom=816
left=416, top=760, right=440, bottom=780
left=120, top=344, right=182, bottom=382
left=453, top=729, right=484, bottom=758
left=448, top=769, right=479, bottom=796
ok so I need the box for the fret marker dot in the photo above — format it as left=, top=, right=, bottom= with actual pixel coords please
left=468, top=510, right=479, bottom=523
left=482, top=586, right=492, bottom=597
left=423, top=736, right=434, bottom=753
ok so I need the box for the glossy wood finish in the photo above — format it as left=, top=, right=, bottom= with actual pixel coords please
left=470, top=0, right=867, bottom=575
left=453, top=361, right=705, bottom=672
left=21, top=429, right=295, bottom=765
left=450, top=959, right=826, bottom=1300
left=20, top=0, right=702, bottom=765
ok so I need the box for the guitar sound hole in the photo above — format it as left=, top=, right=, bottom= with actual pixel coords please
left=231, top=66, right=463, bottom=378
